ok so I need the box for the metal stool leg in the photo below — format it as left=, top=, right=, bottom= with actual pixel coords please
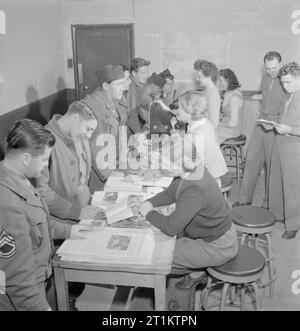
left=220, top=282, right=230, bottom=311
left=202, top=276, right=213, bottom=310
left=251, top=282, right=264, bottom=311
left=265, top=233, right=275, bottom=298
left=241, top=285, right=246, bottom=311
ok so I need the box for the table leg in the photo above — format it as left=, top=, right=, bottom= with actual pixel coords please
left=154, top=275, right=166, bottom=311
left=53, top=267, right=69, bottom=311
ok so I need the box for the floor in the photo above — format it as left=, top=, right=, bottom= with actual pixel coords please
left=73, top=171, right=300, bottom=311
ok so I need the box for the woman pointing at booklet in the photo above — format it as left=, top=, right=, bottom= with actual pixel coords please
left=134, top=150, right=238, bottom=289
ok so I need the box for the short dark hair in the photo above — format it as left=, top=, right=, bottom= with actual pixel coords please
left=193, top=59, right=219, bottom=83
left=66, top=101, right=96, bottom=122
left=6, top=118, right=55, bottom=157
left=279, top=62, right=300, bottom=78
left=219, top=68, right=241, bottom=91
left=130, top=57, right=150, bottom=73
left=120, top=64, right=129, bottom=72
left=264, top=51, right=282, bottom=63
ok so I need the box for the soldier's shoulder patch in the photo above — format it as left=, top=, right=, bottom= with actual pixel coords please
left=0, top=229, right=16, bottom=259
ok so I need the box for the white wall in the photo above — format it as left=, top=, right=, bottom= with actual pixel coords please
left=0, top=0, right=300, bottom=115
left=0, top=0, right=65, bottom=115
left=61, top=0, right=300, bottom=92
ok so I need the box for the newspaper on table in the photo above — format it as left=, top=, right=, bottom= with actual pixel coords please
left=56, top=227, right=155, bottom=265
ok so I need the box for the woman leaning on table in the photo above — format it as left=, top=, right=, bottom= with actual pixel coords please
left=134, top=152, right=238, bottom=290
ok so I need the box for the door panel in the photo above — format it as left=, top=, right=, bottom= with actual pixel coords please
left=73, top=25, right=134, bottom=100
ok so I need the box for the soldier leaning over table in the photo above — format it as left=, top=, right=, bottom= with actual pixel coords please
left=0, top=119, right=89, bottom=311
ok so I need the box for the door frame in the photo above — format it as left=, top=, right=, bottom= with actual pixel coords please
left=71, top=24, right=135, bottom=100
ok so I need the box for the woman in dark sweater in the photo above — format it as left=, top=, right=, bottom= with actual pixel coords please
left=139, top=158, right=238, bottom=286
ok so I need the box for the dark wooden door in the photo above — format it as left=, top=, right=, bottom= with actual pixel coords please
left=72, top=24, right=134, bottom=100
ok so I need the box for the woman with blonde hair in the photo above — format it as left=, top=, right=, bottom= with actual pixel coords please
left=174, top=91, right=228, bottom=185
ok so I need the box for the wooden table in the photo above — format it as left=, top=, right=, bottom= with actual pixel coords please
left=52, top=229, right=176, bottom=311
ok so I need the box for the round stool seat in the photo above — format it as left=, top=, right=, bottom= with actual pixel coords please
left=231, top=206, right=275, bottom=229
left=209, top=245, right=265, bottom=277
left=222, top=134, right=246, bottom=146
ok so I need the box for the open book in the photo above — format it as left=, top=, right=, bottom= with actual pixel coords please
left=56, top=227, right=155, bottom=265
left=91, top=191, right=136, bottom=224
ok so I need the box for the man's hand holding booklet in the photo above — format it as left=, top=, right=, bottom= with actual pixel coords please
left=257, top=119, right=292, bottom=135
left=257, top=118, right=277, bottom=131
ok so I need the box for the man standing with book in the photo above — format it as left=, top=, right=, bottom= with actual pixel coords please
left=269, top=62, right=300, bottom=239
left=234, top=51, right=288, bottom=208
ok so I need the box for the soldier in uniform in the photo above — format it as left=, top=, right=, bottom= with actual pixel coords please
left=0, top=119, right=89, bottom=310
left=80, top=65, right=127, bottom=191
left=126, top=58, right=152, bottom=135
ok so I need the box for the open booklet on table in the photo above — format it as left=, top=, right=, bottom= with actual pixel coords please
left=56, top=226, right=155, bottom=265
left=91, top=171, right=173, bottom=225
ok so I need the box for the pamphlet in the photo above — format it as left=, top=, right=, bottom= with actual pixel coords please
left=257, top=119, right=277, bottom=126
left=56, top=227, right=155, bottom=265
left=257, top=119, right=277, bottom=131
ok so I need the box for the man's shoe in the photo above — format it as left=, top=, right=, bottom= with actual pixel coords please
left=69, top=297, right=79, bottom=311
left=282, top=230, right=298, bottom=239
left=175, top=272, right=207, bottom=290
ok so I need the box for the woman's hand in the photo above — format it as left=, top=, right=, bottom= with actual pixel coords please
left=139, top=201, right=154, bottom=217
left=128, top=196, right=143, bottom=216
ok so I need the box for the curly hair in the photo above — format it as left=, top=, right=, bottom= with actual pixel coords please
left=219, top=68, right=241, bottom=91
left=178, top=91, right=208, bottom=121
left=279, top=62, right=300, bottom=78
left=193, top=59, right=219, bottom=83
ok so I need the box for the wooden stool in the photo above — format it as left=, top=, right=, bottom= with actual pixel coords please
left=231, top=205, right=276, bottom=298
left=220, top=173, right=233, bottom=202
left=221, top=135, right=246, bottom=194
left=201, top=245, right=265, bottom=311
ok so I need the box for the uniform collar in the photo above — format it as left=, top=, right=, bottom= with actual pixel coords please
left=47, top=114, right=75, bottom=148
left=0, top=163, right=42, bottom=206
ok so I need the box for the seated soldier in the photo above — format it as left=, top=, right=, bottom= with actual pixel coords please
left=81, top=64, right=127, bottom=191
left=34, top=101, right=103, bottom=222
left=0, top=119, right=90, bottom=311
